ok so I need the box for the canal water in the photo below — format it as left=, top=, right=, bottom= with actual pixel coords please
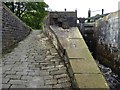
left=96, top=60, right=120, bottom=90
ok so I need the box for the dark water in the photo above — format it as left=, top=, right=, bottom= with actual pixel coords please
left=96, top=60, right=120, bottom=90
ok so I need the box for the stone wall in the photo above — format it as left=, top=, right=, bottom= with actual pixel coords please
left=44, top=25, right=109, bottom=89
left=2, top=3, right=32, bottom=53
left=77, top=23, right=96, bottom=57
left=0, top=2, right=2, bottom=56
left=118, top=10, right=120, bottom=50
left=49, top=11, right=77, bottom=29
left=95, top=11, right=120, bottom=75
left=44, top=11, right=109, bottom=89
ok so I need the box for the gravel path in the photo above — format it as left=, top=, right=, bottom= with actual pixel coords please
left=2, top=30, right=71, bottom=89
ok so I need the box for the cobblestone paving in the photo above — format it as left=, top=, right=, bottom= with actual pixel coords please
left=2, top=30, right=71, bottom=89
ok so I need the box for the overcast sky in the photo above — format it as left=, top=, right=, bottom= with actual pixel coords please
left=44, top=0, right=120, bottom=17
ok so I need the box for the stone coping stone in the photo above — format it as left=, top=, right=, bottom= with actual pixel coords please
left=68, top=27, right=83, bottom=39
left=50, top=26, right=83, bottom=39
left=58, top=38, right=88, bottom=49
left=66, top=48, right=93, bottom=59
left=69, top=59, right=101, bottom=74
left=74, top=74, right=109, bottom=89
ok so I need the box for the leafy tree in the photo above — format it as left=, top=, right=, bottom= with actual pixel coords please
left=4, top=2, right=26, bottom=17
left=4, top=2, right=49, bottom=29
left=4, top=2, right=15, bottom=13
left=21, top=2, right=48, bottom=29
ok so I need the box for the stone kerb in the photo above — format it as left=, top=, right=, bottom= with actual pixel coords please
left=44, top=25, right=65, bottom=58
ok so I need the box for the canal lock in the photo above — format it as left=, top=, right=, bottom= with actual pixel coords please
left=77, top=22, right=120, bottom=90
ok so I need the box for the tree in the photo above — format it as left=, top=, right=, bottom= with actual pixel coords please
left=4, top=2, right=14, bottom=13
left=4, top=2, right=25, bottom=17
left=21, top=2, right=48, bottom=29
left=4, top=2, right=49, bottom=29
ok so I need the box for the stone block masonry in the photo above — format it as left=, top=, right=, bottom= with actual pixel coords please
left=0, top=2, right=2, bottom=57
left=2, top=3, right=32, bottom=53
left=49, top=11, right=77, bottom=29
left=95, top=11, right=120, bottom=75
left=44, top=24, right=110, bottom=89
